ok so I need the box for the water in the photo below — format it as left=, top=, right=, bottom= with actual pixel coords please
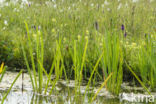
left=0, top=72, right=156, bottom=104
left=0, top=72, right=119, bottom=104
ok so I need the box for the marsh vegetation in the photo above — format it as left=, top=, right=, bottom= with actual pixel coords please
left=0, top=0, right=156, bottom=103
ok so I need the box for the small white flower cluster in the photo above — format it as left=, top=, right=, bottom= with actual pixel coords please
left=4, top=20, right=8, bottom=25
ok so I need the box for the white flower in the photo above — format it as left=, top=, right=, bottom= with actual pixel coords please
left=68, top=6, right=71, bottom=10
left=104, top=1, right=109, bottom=5
left=72, top=4, right=75, bottom=7
left=38, top=25, right=41, bottom=30
left=53, top=4, right=57, bottom=8
left=0, top=14, right=1, bottom=17
left=132, top=0, right=138, bottom=3
left=117, top=3, right=122, bottom=10
left=91, top=3, right=94, bottom=7
left=4, top=20, right=8, bottom=25
left=52, top=0, right=56, bottom=2
left=125, top=3, right=128, bottom=7
left=107, top=8, right=110, bottom=11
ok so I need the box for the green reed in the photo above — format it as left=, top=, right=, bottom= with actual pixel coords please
left=22, top=22, right=44, bottom=93
left=99, top=31, right=123, bottom=95
left=138, top=35, right=156, bottom=90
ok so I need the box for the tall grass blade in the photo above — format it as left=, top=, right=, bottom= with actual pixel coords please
left=126, top=62, right=151, bottom=95
left=1, top=70, right=23, bottom=104
left=90, top=72, right=113, bottom=103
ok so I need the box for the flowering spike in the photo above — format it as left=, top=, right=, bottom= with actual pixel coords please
left=121, top=24, right=124, bottom=31
left=124, top=32, right=127, bottom=37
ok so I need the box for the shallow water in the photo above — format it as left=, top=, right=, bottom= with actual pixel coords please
left=0, top=72, right=156, bottom=104
left=0, top=72, right=119, bottom=104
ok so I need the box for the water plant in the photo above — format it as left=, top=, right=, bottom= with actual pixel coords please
left=137, top=35, right=156, bottom=90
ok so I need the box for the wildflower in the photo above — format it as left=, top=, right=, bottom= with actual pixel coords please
left=38, top=25, right=41, bottom=30
left=121, top=24, right=124, bottom=31
left=85, top=36, right=88, bottom=40
left=86, top=30, right=89, bottom=35
left=126, top=41, right=129, bottom=44
left=132, top=0, right=138, bottom=3
left=125, top=3, right=128, bottom=7
left=131, top=43, right=137, bottom=47
left=0, top=62, right=4, bottom=74
left=52, top=18, right=56, bottom=22
left=78, top=35, right=81, bottom=40
left=0, top=14, right=1, bottom=17
left=53, top=4, right=57, bottom=8
left=107, top=8, right=110, bottom=11
left=72, top=4, right=75, bottom=7
left=63, top=37, right=66, bottom=42
left=100, top=43, right=103, bottom=46
left=120, top=40, right=123, bottom=44
left=68, top=7, right=71, bottom=10
left=33, top=53, right=35, bottom=56
left=28, top=3, right=31, bottom=7
left=91, top=3, right=94, bottom=7
left=52, top=28, right=56, bottom=33
left=32, top=25, right=36, bottom=30
left=124, top=32, right=127, bottom=37
left=104, top=0, right=109, bottom=5
left=4, top=20, right=8, bottom=25
left=117, top=3, right=122, bottom=10
left=52, top=0, right=56, bottom=2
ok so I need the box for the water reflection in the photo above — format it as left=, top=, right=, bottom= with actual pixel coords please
left=0, top=88, right=120, bottom=104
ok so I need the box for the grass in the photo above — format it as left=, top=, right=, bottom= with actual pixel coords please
left=0, top=0, right=156, bottom=102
